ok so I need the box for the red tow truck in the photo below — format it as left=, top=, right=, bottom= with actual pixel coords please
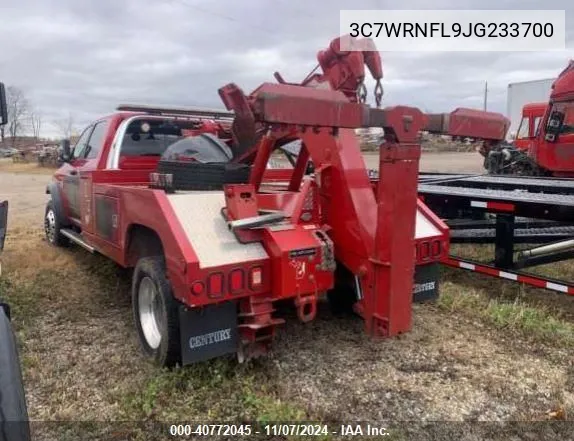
left=44, top=36, right=506, bottom=367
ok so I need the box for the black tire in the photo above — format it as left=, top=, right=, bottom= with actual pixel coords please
left=44, top=201, right=67, bottom=247
left=327, top=264, right=358, bottom=316
left=132, top=256, right=181, bottom=367
left=156, top=161, right=250, bottom=191
left=0, top=307, right=31, bottom=441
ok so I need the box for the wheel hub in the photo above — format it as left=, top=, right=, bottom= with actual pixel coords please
left=45, top=209, right=56, bottom=242
left=138, top=276, right=164, bottom=349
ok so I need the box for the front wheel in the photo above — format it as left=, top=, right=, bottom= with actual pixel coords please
left=44, top=201, right=67, bottom=247
left=132, top=256, right=181, bottom=367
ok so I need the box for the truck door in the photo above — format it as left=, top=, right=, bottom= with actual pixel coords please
left=78, top=120, right=108, bottom=234
left=56, top=125, right=94, bottom=223
left=56, top=120, right=108, bottom=225
left=538, top=102, right=574, bottom=173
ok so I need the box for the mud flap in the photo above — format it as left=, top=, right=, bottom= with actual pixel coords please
left=179, top=302, right=238, bottom=365
left=413, top=263, right=439, bottom=302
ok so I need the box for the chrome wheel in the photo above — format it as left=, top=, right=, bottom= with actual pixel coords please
left=44, top=208, right=56, bottom=243
left=138, top=276, right=164, bottom=349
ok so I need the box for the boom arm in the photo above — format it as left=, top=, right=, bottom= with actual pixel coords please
left=426, top=108, right=510, bottom=142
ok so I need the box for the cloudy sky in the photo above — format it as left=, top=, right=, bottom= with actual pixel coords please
left=1, top=0, right=573, bottom=137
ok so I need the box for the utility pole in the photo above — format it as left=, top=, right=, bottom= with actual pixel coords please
left=483, top=80, right=488, bottom=111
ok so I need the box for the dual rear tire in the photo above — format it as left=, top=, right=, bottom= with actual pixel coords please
left=131, top=257, right=181, bottom=367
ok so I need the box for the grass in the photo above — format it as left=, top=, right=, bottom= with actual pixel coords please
left=1, top=231, right=317, bottom=439
left=118, top=360, right=308, bottom=422
left=1, top=213, right=573, bottom=436
left=438, top=278, right=574, bottom=347
left=0, top=157, right=56, bottom=175
left=450, top=243, right=574, bottom=282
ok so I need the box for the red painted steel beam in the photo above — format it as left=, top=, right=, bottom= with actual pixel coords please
left=425, top=108, right=510, bottom=141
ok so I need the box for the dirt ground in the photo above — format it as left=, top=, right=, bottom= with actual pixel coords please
left=0, top=152, right=572, bottom=440
left=364, top=151, right=483, bottom=174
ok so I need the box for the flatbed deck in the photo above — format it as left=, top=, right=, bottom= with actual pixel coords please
left=418, top=173, right=574, bottom=222
left=416, top=172, right=574, bottom=296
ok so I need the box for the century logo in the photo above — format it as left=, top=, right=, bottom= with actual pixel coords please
left=189, top=328, right=232, bottom=349
left=413, top=281, right=435, bottom=294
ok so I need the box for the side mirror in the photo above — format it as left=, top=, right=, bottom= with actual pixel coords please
left=0, top=200, right=7, bottom=252
left=545, top=111, right=565, bottom=142
left=60, top=139, right=72, bottom=162
left=0, top=83, right=7, bottom=126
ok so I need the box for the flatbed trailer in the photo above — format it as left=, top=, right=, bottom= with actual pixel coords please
left=417, top=172, right=574, bottom=295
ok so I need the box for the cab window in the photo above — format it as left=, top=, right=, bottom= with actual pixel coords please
left=72, top=126, right=94, bottom=159
left=85, top=120, right=108, bottom=159
left=534, top=116, right=542, bottom=136
left=516, top=117, right=529, bottom=139
left=120, top=119, right=185, bottom=157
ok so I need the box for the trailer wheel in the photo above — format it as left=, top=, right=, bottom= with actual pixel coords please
left=156, top=161, right=250, bottom=191
left=0, top=307, right=31, bottom=441
left=44, top=201, right=67, bottom=247
left=132, top=256, right=181, bottom=367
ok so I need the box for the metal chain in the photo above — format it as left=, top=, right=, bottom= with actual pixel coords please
left=358, top=81, right=367, bottom=104
left=374, top=79, right=384, bottom=108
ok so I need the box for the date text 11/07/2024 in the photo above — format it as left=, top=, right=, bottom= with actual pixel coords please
left=168, top=424, right=391, bottom=437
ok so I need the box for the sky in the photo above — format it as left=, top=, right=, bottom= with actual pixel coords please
left=0, top=0, right=573, bottom=137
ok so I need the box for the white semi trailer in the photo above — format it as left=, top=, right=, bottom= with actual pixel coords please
left=507, top=78, right=555, bottom=138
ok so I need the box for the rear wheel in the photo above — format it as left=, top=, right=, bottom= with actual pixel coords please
left=44, top=201, right=67, bottom=247
left=132, top=256, right=181, bottom=367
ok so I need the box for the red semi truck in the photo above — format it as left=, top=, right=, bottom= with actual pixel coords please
left=483, top=61, right=574, bottom=176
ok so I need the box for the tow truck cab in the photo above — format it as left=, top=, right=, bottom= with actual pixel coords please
left=45, top=104, right=447, bottom=366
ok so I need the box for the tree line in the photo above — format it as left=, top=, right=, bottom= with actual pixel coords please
left=0, top=85, right=78, bottom=148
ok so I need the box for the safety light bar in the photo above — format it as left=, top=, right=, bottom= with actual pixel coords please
left=117, top=104, right=235, bottom=120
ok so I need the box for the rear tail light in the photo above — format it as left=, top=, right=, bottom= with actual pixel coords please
left=420, top=242, right=430, bottom=260
left=431, top=240, right=441, bottom=256
left=249, top=267, right=262, bottom=289
left=191, top=266, right=264, bottom=299
left=207, top=272, right=224, bottom=298
left=191, top=281, right=205, bottom=296
left=229, top=269, right=245, bottom=294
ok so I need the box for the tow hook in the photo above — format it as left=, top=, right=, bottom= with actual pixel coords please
left=295, top=293, right=317, bottom=323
